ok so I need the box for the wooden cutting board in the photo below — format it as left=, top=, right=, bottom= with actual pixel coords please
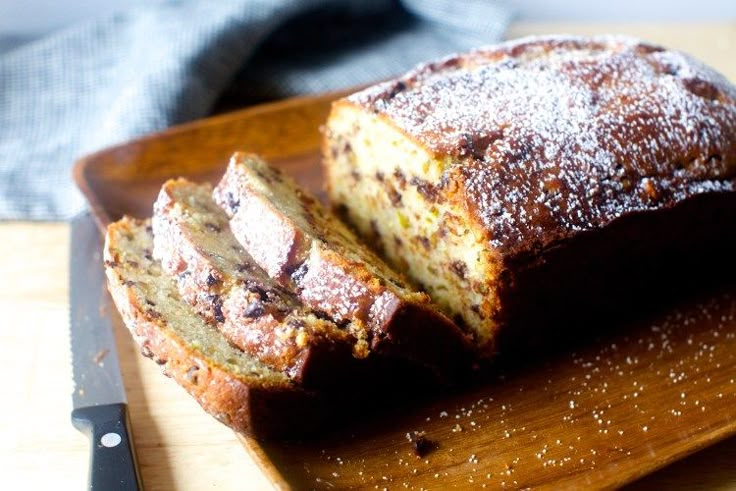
left=73, top=23, right=736, bottom=490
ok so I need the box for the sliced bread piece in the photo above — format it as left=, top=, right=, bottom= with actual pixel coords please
left=152, top=179, right=363, bottom=386
left=103, top=217, right=326, bottom=437
left=213, top=152, right=473, bottom=377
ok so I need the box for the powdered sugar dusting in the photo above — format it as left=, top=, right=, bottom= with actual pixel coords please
left=350, top=36, right=736, bottom=252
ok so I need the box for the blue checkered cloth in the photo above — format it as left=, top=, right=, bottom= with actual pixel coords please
left=0, top=0, right=511, bottom=220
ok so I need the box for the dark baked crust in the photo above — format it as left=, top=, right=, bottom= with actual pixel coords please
left=104, top=217, right=329, bottom=438
left=345, top=35, right=736, bottom=257
left=214, top=153, right=474, bottom=378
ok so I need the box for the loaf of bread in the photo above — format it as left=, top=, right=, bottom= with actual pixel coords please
left=213, top=153, right=472, bottom=376
left=104, top=217, right=328, bottom=437
left=323, top=35, right=736, bottom=353
left=152, top=179, right=360, bottom=386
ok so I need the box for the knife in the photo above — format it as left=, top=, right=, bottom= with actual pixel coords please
left=69, top=212, right=142, bottom=490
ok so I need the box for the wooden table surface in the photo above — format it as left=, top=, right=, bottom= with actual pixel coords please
left=3, top=22, right=736, bottom=490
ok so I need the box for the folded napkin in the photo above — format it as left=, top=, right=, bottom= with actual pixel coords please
left=0, top=0, right=511, bottom=220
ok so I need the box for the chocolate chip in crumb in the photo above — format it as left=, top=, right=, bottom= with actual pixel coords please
left=226, top=192, right=240, bottom=213
left=243, top=301, right=265, bottom=318
left=393, top=168, right=407, bottom=188
left=416, top=236, right=431, bottom=251
left=210, top=295, right=225, bottom=323
left=450, top=260, right=468, bottom=280
left=375, top=171, right=385, bottom=182
left=206, top=273, right=219, bottom=286
left=410, top=176, right=440, bottom=202
left=388, top=187, right=402, bottom=206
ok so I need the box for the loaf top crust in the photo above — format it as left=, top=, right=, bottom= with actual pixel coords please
left=345, top=35, right=736, bottom=256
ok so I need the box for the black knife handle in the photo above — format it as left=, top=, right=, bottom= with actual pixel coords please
left=72, top=403, right=142, bottom=490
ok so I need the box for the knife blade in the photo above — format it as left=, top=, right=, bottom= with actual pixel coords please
left=69, top=212, right=142, bottom=490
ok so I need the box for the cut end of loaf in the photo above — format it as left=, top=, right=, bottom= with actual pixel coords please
left=324, top=102, right=500, bottom=352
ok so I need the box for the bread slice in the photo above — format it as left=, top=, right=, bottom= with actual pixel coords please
left=152, top=178, right=362, bottom=386
left=103, top=217, right=327, bottom=437
left=213, top=153, right=473, bottom=377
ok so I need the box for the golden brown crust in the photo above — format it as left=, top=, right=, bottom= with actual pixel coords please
left=343, top=35, right=736, bottom=257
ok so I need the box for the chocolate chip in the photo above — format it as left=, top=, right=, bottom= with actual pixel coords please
left=393, top=168, right=407, bottom=188
left=450, top=260, right=467, bottom=279
left=416, top=236, right=431, bottom=251
left=409, top=176, right=440, bottom=202
left=226, top=192, right=240, bottom=214
left=210, top=295, right=225, bottom=323
left=291, top=262, right=309, bottom=284
left=206, top=273, right=219, bottom=286
left=388, top=187, right=402, bottom=206
left=243, top=301, right=265, bottom=318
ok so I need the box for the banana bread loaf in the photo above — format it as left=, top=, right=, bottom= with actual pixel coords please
left=323, top=35, right=736, bottom=353
left=104, top=217, right=328, bottom=437
left=152, top=179, right=361, bottom=386
left=213, top=153, right=473, bottom=376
